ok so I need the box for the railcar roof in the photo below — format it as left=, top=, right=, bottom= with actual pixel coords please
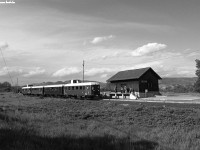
left=22, top=86, right=44, bottom=89
left=22, top=82, right=100, bottom=89
left=43, top=84, right=64, bottom=88
left=22, top=87, right=31, bottom=89
left=31, top=86, right=44, bottom=89
left=64, top=82, right=99, bottom=86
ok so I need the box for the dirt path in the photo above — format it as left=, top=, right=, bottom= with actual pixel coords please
left=104, top=95, right=200, bottom=104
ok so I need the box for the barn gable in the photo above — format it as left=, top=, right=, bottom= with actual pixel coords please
left=107, top=67, right=161, bottom=82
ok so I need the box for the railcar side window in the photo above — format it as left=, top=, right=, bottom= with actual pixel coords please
left=68, top=87, right=70, bottom=90
left=83, top=86, right=85, bottom=90
left=72, top=86, right=74, bottom=90
left=76, top=86, right=78, bottom=90
left=80, top=86, right=82, bottom=90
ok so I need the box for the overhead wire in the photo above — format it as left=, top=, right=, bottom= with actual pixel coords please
left=0, top=47, right=14, bottom=85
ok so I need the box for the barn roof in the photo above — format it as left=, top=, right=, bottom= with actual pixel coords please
left=107, top=67, right=161, bottom=82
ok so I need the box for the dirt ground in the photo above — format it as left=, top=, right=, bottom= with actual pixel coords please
left=104, top=93, right=200, bottom=104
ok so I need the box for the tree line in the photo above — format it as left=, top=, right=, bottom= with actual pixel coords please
left=160, top=84, right=195, bottom=93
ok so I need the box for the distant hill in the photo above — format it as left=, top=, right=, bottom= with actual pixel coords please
left=159, top=77, right=197, bottom=92
left=160, top=77, right=197, bottom=86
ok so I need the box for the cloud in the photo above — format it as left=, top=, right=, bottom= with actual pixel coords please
left=0, top=42, right=9, bottom=50
left=23, top=67, right=46, bottom=77
left=101, top=51, right=121, bottom=60
left=151, top=63, right=196, bottom=77
left=0, top=67, right=23, bottom=76
left=90, top=35, right=114, bottom=44
left=176, top=66, right=196, bottom=77
left=84, top=61, right=163, bottom=77
left=131, top=43, right=167, bottom=56
left=87, top=43, right=167, bottom=61
left=52, top=67, right=81, bottom=77
left=0, top=68, right=9, bottom=76
left=85, top=68, right=114, bottom=76
left=100, top=74, right=108, bottom=78
left=50, top=59, right=195, bottom=79
left=186, top=51, right=199, bottom=57
left=130, top=61, right=163, bottom=70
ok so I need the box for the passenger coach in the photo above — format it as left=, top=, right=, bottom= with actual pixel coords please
left=21, top=80, right=100, bottom=99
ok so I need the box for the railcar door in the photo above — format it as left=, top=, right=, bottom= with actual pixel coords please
left=91, top=85, right=100, bottom=96
left=85, top=85, right=91, bottom=96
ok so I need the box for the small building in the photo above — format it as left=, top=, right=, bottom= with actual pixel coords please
left=107, top=67, right=162, bottom=97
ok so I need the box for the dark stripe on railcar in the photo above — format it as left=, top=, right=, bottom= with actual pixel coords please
left=31, top=87, right=44, bottom=95
left=44, top=86, right=64, bottom=96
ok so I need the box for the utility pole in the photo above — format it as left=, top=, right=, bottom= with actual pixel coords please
left=17, top=78, right=18, bottom=93
left=83, top=60, right=84, bottom=83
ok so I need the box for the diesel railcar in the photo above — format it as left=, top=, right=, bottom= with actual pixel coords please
left=21, top=80, right=100, bottom=99
left=63, top=82, right=100, bottom=98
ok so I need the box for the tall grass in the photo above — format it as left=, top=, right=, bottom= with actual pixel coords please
left=0, top=112, right=160, bottom=150
left=1, top=92, right=200, bottom=149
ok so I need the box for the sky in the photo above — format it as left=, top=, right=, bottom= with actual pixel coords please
left=0, top=0, right=199, bottom=85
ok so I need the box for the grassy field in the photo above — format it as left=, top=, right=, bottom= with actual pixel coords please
left=1, top=92, right=200, bottom=150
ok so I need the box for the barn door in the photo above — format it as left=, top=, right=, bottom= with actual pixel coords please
left=140, top=80, right=148, bottom=92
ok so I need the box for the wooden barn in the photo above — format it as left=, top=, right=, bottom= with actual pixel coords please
left=107, top=67, right=162, bottom=97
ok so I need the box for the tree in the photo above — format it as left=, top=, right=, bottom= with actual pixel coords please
left=0, top=81, right=11, bottom=92
left=194, top=59, right=200, bottom=93
left=1, top=81, right=11, bottom=87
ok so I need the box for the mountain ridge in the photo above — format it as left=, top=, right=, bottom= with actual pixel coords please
left=160, top=77, right=197, bottom=86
